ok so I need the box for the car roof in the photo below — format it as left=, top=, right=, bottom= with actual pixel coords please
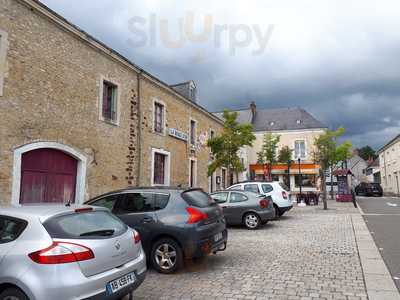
left=0, top=204, right=106, bottom=222
left=88, top=187, right=203, bottom=202
left=211, top=190, right=261, bottom=196
left=231, top=181, right=280, bottom=185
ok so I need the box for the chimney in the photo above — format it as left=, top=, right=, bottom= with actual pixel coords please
left=250, top=101, right=256, bottom=121
left=170, top=81, right=197, bottom=103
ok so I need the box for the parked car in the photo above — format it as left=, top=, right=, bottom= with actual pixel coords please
left=0, top=205, right=146, bottom=300
left=355, top=182, right=383, bottom=197
left=227, top=181, right=293, bottom=217
left=210, top=190, right=275, bottom=229
left=86, top=187, right=228, bottom=274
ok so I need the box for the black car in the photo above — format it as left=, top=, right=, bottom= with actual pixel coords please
left=86, top=187, right=227, bottom=274
left=355, top=182, right=383, bottom=197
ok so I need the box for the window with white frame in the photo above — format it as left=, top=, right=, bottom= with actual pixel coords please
left=152, top=149, right=170, bottom=186
left=101, top=80, right=118, bottom=123
left=0, top=30, right=9, bottom=97
left=153, top=101, right=165, bottom=134
left=294, top=140, right=306, bottom=159
left=190, top=119, right=197, bottom=146
left=189, top=158, right=197, bottom=188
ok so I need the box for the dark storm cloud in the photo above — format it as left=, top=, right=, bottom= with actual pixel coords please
left=40, top=0, right=400, bottom=149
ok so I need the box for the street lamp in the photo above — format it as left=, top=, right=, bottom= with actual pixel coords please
left=287, top=159, right=292, bottom=190
left=298, top=158, right=302, bottom=199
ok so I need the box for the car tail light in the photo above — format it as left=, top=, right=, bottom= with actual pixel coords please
left=186, top=207, right=208, bottom=224
left=282, top=191, right=288, bottom=199
left=133, top=231, right=140, bottom=244
left=29, top=242, right=94, bottom=264
left=259, top=199, right=269, bottom=209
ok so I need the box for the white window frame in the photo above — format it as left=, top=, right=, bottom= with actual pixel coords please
left=293, top=139, right=306, bottom=160
left=99, top=76, right=120, bottom=125
left=151, top=148, right=171, bottom=186
left=221, top=167, right=227, bottom=189
left=0, top=29, right=9, bottom=97
left=152, top=98, right=166, bottom=135
left=189, top=118, right=198, bottom=147
left=188, top=157, right=197, bottom=188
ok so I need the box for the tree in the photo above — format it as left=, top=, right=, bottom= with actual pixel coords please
left=314, top=127, right=352, bottom=210
left=257, top=133, right=281, bottom=180
left=207, top=110, right=256, bottom=182
left=278, top=146, right=293, bottom=163
left=358, top=145, right=376, bottom=161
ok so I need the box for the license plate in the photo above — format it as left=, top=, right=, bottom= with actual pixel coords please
left=106, top=272, right=136, bottom=295
left=214, top=232, right=223, bottom=242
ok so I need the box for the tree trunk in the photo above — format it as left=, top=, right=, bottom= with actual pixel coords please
left=321, top=169, right=328, bottom=210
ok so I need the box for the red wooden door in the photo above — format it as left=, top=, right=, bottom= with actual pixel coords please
left=20, top=149, right=78, bottom=204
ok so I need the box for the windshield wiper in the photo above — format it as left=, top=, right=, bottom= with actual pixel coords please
left=80, top=229, right=115, bottom=237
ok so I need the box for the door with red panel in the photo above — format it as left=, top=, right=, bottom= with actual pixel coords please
left=20, top=148, right=78, bottom=204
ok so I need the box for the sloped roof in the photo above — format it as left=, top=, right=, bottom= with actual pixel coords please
left=214, top=107, right=326, bottom=132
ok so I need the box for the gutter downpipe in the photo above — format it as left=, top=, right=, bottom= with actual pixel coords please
left=137, top=71, right=143, bottom=186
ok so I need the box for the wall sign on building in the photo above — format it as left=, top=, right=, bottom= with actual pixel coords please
left=168, top=128, right=188, bottom=142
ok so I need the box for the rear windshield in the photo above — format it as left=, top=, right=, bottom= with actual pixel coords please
left=182, top=190, right=216, bottom=208
left=279, top=183, right=290, bottom=192
left=0, top=216, right=27, bottom=244
left=43, top=210, right=127, bottom=239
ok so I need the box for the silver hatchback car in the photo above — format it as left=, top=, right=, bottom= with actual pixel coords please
left=0, top=205, right=146, bottom=300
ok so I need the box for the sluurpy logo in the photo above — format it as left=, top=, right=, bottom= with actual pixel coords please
left=127, top=12, right=274, bottom=59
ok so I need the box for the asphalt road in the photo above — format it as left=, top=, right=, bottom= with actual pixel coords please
left=357, top=196, right=400, bottom=291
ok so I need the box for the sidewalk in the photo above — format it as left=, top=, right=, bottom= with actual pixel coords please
left=132, top=200, right=399, bottom=300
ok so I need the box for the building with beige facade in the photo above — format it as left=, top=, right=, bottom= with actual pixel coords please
left=378, top=134, right=400, bottom=196
left=0, top=0, right=222, bottom=206
left=215, top=102, right=327, bottom=193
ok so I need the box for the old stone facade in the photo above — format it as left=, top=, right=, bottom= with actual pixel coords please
left=0, top=0, right=223, bottom=206
left=139, top=78, right=223, bottom=192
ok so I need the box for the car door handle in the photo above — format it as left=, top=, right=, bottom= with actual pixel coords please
left=141, top=217, right=154, bottom=223
left=222, top=206, right=228, bottom=209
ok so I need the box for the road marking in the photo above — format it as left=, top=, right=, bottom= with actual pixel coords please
left=364, top=213, right=400, bottom=216
left=387, top=202, right=399, bottom=207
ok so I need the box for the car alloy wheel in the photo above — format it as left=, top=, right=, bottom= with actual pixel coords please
left=244, top=213, right=260, bottom=229
left=151, top=237, right=183, bottom=274
left=155, top=243, right=177, bottom=270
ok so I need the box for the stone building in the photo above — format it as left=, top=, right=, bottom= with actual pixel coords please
left=378, top=134, right=400, bottom=196
left=0, top=0, right=222, bottom=206
left=215, top=102, right=327, bottom=193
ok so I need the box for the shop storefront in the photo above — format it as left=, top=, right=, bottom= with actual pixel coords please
left=249, top=163, right=320, bottom=193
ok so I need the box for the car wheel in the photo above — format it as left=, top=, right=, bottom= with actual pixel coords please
left=151, top=238, right=183, bottom=274
left=273, top=204, right=281, bottom=219
left=0, top=288, right=28, bottom=300
left=243, top=213, right=261, bottom=230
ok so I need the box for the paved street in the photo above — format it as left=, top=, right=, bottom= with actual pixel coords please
left=133, top=202, right=368, bottom=300
left=357, top=196, right=400, bottom=291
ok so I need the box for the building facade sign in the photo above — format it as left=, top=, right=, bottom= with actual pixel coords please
left=168, top=128, right=188, bottom=142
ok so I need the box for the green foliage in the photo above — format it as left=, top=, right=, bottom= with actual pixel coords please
left=257, top=133, right=281, bottom=165
left=313, top=127, right=352, bottom=170
left=278, top=146, right=293, bottom=163
left=207, top=110, right=256, bottom=176
left=358, top=145, right=376, bottom=161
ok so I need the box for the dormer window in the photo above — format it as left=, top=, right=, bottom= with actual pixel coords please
left=296, top=120, right=302, bottom=125
left=269, top=121, right=275, bottom=126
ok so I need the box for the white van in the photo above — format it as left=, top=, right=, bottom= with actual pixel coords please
left=227, top=181, right=293, bottom=217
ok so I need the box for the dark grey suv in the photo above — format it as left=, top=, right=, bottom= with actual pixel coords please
left=87, top=187, right=227, bottom=274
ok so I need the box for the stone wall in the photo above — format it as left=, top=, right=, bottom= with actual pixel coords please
left=0, top=0, right=140, bottom=204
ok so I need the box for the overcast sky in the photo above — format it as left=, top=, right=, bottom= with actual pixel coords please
left=40, top=0, right=400, bottom=150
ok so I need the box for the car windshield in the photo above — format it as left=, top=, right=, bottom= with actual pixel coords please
left=43, top=210, right=127, bottom=239
left=182, top=189, right=216, bottom=208
left=279, top=182, right=290, bottom=191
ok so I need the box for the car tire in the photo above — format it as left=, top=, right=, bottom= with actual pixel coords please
left=261, top=220, right=269, bottom=225
left=150, top=238, right=183, bottom=274
left=0, top=288, right=28, bottom=300
left=273, top=204, right=281, bottom=219
left=243, top=212, right=261, bottom=230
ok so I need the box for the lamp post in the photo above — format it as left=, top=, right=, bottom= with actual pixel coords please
left=298, top=158, right=302, bottom=198
left=287, top=159, right=292, bottom=190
